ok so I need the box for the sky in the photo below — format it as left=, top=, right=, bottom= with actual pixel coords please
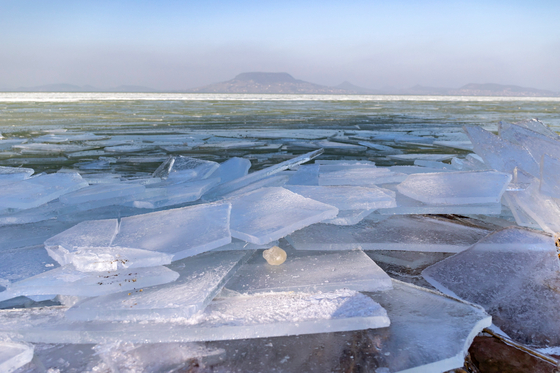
left=1, top=0, right=559, bottom=91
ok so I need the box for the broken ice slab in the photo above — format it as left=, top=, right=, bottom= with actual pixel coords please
left=505, top=178, right=560, bottom=235
left=450, top=154, right=489, bottom=171
left=66, top=250, right=252, bottom=321
left=0, top=220, right=75, bottom=252
left=224, top=249, right=392, bottom=294
left=45, top=219, right=172, bottom=271
left=433, top=140, right=474, bottom=151
left=501, top=118, right=560, bottom=140
left=422, top=227, right=560, bottom=347
left=211, top=238, right=278, bottom=251
left=314, top=140, right=367, bottom=152
left=0, top=166, right=34, bottom=185
left=1, top=289, right=389, bottom=344
left=365, top=280, right=491, bottom=373
left=59, top=183, right=146, bottom=209
left=357, top=141, right=399, bottom=153
left=499, top=121, right=560, bottom=167
left=0, top=172, right=88, bottom=212
left=464, top=125, right=539, bottom=176
left=540, top=155, right=560, bottom=198
left=396, top=170, right=511, bottom=205
left=0, top=245, right=59, bottom=287
left=387, top=153, right=456, bottom=161
left=197, top=140, right=267, bottom=149
left=203, top=149, right=323, bottom=200
left=112, top=202, right=232, bottom=260
left=284, top=185, right=396, bottom=210
left=413, top=159, right=457, bottom=170
left=12, top=143, right=96, bottom=154
left=318, top=167, right=406, bottom=186
left=286, top=215, right=490, bottom=252
left=228, top=187, right=338, bottom=245
left=0, top=264, right=179, bottom=302
left=210, top=157, right=251, bottom=184
left=132, top=178, right=219, bottom=209
left=0, top=341, right=34, bottom=373
left=152, top=155, right=219, bottom=182
left=286, top=164, right=319, bottom=185
left=322, top=209, right=375, bottom=225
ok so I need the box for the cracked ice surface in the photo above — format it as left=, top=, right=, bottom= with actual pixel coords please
left=423, top=227, right=560, bottom=347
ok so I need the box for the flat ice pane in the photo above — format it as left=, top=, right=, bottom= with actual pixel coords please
left=464, top=125, right=539, bottom=176
left=135, top=178, right=219, bottom=209
left=212, top=157, right=251, bottom=184
left=500, top=119, right=560, bottom=140
left=66, top=250, right=252, bottom=321
left=112, top=202, right=232, bottom=260
left=211, top=238, right=278, bottom=251
left=0, top=245, right=59, bottom=286
left=286, top=164, right=319, bottom=185
left=540, top=155, right=560, bottom=198
left=397, top=171, right=511, bottom=205
left=506, top=179, right=560, bottom=235
left=319, top=167, right=406, bottom=186
left=0, top=341, right=34, bottom=373
left=225, top=249, right=392, bottom=294
left=0, top=264, right=179, bottom=302
left=500, top=122, right=560, bottom=167
left=60, top=183, right=145, bottom=205
left=0, top=173, right=88, bottom=211
left=366, top=280, right=491, bottom=373
left=323, top=209, right=375, bottom=225
left=153, top=156, right=219, bottom=181
left=284, top=185, right=396, bottom=210
left=433, top=140, right=474, bottom=151
left=423, top=227, right=560, bottom=347
left=0, top=166, right=34, bottom=185
left=204, top=149, right=323, bottom=200
left=315, top=140, right=366, bottom=152
left=287, top=215, right=490, bottom=252
left=1, top=289, right=389, bottom=344
left=44, top=219, right=118, bottom=266
left=388, top=154, right=456, bottom=161
left=228, top=187, right=338, bottom=245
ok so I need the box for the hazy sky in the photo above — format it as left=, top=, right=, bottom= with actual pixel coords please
left=1, top=0, right=559, bottom=90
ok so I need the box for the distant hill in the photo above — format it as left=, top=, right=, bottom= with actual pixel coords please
left=190, top=72, right=352, bottom=94
left=6, top=84, right=158, bottom=92
left=448, top=83, right=558, bottom=97
left=335, top=81, right=381, bottom=94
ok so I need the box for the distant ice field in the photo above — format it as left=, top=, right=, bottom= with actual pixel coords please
left=1, top=92, right=560, bottom=103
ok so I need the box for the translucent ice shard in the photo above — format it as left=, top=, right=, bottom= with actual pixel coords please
left=286, top=164, right=319, bottom=185
left=228, top=187, right=338, bottom=245
left=499, top=122, right=560, bottom=166
left=322, top=209, right=376, bottom=225
left=366, top=280, right=491, bottom=373
left=0, top=341, right=34, bottom=373
left=2, top=290, right=389, bottom=344
left=506, top=178, right=560, bottom=234
left=0, top=166, right=34, bottom=186
left=66, top=250, right=252, bottom=321
left=396, top=171, right=511, bottom=205
left=287, top=215, right=490, bottom=252
left=212, top=157, right=251, bottom=184
left=464, top=125, right=539, bottom=176
left=284, top=185, right=396, bottom=210
left=318, top=166, right=406, bottom=186
left=152, top=155, right=219, bottom=181
left=112, top=202, right=232, bottom=260
left=423, top=227, right=560, bottom=347
left=540, top=154, right=560, bottom=198
left=0, top=264, right=179, bottom=302
left=133, top=178, right=220, bottom=208
left=59, top=183, right=146, bottom=209
left=0, top=172, right=88, bottom=212
left=204, top=149, right=323, bottom=200
left=225, top=249, right=392, bottom=294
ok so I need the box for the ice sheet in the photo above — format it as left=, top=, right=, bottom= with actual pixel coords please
left=284, top=185, right=396, bottom=210
left=112, top=202, right=232, bottom=260
left=224, top=249, right=392, bottom=294
left=322, top=209, right=376, bottom=225
left=0, top=289, right=389, bottom=344
left=318, top=167, right=406, bottom=186
left=423, top=227, right=560, bottom=347
left=0, top=264, right=179, bottom=302
left=66, top=250, right=252, bottom=321
left=0, top=341, right=34, bottom=373
left=228, top=187, right=338, bottom=244
left=287, top=215, right=490, bottom=252
left=397, top=170, right=511, bottom=205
